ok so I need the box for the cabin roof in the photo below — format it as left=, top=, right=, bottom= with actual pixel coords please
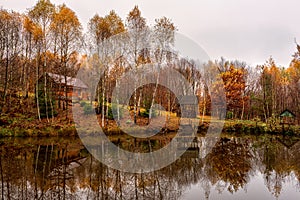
left=178, top=95, right=198, bottom=105
left=46, top=73, right=88, bottom=89
left=279, top=109, right=296, bottom=118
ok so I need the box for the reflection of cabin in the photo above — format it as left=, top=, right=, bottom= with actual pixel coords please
left=279, top=109, right=296, bottom=125
left=276, top=137, right=299, bottom=149
left=33, top=144, right=87, bottom=181
left=39, top=73, right=88, bottom=101
left=180, top=137, right=199, bottom=150
left=177, top=95, right=198, bottom=118
left=181, top=149, right=199, bottom=158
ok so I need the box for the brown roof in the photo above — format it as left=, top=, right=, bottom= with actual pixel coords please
left=47, top=73, right=88, bottom=89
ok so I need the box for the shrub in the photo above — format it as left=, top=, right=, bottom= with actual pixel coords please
left=107, top=106, right=114, bottom=119
left=80, top=101, right=87, bottom=107
left=226, top=111, right=233, bottom=119
left=111, top=104, right=124, bottom=119
left=140, top=109, right=149, bottom=117
left=139, top=108, right=158, bottom=118
left=37, top=84, right=57, bottom=118
left=83, top=104, right=94, bottom=115
left=0, top=128, right=12, bottom=137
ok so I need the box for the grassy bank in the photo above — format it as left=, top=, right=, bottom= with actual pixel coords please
left=0, top=111, right=77, bottom=137
left=2, top=119, right=299, bottom=138
left=222, top=119, right=300, bottom=136
left=1, top=103, right=300, bottom=137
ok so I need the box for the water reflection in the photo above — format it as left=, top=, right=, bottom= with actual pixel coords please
left=0, top=136, right=299, bottom=199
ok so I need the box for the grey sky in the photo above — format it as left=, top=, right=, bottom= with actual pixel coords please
left=1, top=0, right=300, bottom=67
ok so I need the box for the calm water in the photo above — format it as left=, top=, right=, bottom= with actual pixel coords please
left=0, top=135, right=299, bottom=200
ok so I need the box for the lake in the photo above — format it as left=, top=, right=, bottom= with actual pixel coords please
left=0, top=135, right=299, bottom=199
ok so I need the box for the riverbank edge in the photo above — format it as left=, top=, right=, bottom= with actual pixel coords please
left=1, top=120, right=299, bottom=138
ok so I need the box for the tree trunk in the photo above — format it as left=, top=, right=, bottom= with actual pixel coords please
left=102, top=76, right=105, bottom=127
left=64, top=56, right=69, bottom=119
left=149, top=68, right=160, bottom=121
left=241, top=98, right=245, bottom=120
left=36, top=52, right=41, bottom=121
left=2, top=36, right=9, bottom=107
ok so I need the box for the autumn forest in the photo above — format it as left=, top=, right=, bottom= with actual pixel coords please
left=1, top=1, right=300, bottom=199
left=0, top=0, right=300, bottom=136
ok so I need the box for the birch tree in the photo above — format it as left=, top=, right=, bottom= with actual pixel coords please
left=50, top=4, right=82, bottom=119
left=28, top=0, right=55, bottom=121
left=126, top=6, right=148, bottom=124
left=88, top=10, right=124, bottom=126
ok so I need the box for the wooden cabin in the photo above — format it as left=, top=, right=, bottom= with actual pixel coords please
left=177, top=95, right=198, bottom=118
left=39, top=73, right=89, bottom=101
left=279, top=109, right=296, bottom=125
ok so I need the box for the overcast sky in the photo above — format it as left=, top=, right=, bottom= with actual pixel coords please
left=1, top=0, right=300, bottom=67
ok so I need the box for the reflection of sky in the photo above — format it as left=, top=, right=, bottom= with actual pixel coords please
left=182, top=172, right=300, bottom=200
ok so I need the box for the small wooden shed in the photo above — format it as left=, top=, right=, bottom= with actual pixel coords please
left=279, top=109, right=296, bottom=125
left=177, top=95, right=198, bottom=118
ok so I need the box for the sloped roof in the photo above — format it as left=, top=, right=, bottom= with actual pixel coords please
left=280, top=109, right=296, bottom=117
left=47, top=73, right=88, bottom=89
left=178, top=95, right=198, bottom=105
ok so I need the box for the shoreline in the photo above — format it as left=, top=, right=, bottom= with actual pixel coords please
left=1, top=119, right=299, bottom=138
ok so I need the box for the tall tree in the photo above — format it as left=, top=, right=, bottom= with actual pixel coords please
left=126, top=6, right=148, bottom=123
left=287, top=44, right=300, bottom=118
left=88, top=10, right=125, bottom=126
left=28, top=0, right=55, bottom=121
left=221, top=64, right=248, bottom=119
left=0, top=9, right=22, bottom=113
left=149, top=17, right=176, bottom=121
left=259, top=57, right=282, bottom=121
left=50, top=4, right=82, bottom=118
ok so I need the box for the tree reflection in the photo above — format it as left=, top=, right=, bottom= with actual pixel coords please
left=0, top=136, right=299, bottom=199
left=205, top=138, right=254, bottom=193
left=255, top=136, right=300, bottom=198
